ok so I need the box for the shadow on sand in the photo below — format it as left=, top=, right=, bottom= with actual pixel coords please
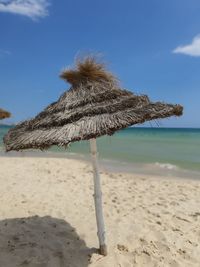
left=0, top=215, right=95, bottom=267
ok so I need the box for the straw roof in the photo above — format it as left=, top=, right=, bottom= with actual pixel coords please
left=0, top=108, right=11, bottom=120
left=4, top=57, right=183, bottom=152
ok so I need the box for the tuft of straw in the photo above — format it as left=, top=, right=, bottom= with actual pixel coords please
left=60, top=56, right=118, bottom=86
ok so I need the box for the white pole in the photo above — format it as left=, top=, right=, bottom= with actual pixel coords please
left=90, top=138, right=107, bottom=256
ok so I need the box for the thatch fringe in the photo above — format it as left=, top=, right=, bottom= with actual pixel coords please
left=34, top=81, right=134, bottom=120
left=28, top=95, right=150, bottom=130
left=4, top=101, right=182, bottom=152
left=0, top=108, right=11, bottom=120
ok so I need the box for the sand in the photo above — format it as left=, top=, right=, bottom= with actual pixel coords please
left=0, top=156, right=199, bottom=267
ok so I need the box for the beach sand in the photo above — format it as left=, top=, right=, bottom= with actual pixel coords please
left=0, top=156, right=199, bottom=267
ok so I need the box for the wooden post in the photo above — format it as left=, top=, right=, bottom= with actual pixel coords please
left=90, top=138, right=107, bottom=256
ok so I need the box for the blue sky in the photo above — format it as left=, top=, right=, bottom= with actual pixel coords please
left=0, top=0, right=200, bottom=128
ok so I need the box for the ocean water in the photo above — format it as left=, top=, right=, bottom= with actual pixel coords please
left=1, top=125, right=200, bottom=178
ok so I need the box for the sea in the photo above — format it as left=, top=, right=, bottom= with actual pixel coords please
left=0, top=125, right=200, bottom=179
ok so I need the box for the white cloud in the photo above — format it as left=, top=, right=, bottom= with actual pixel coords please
left=0, top=0, right=50, bottom=20
left=173, top=35, right=200, bottom=57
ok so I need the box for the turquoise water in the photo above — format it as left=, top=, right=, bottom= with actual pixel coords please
left=1, top=125, right=200, bottom=174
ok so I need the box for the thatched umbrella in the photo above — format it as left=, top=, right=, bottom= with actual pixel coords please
left=0, top=108, right=11, bottom=120
left=3, top=56, right=183, bottom=256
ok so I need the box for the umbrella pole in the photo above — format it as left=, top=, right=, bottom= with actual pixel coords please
left=90, top=138, right=107, bottom=256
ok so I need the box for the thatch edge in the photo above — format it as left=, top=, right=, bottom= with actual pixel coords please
left=4, top=103, right=183, bottom=152
left=0, top=108, right=11, bottom=120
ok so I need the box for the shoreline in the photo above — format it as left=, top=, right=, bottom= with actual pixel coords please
left=1, top=150, right=200, bottom=180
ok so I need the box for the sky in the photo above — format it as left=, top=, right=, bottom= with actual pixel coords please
left=0, top=0, right=200, bottom=128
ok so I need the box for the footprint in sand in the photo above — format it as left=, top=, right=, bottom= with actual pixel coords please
left=117, top=244, right=129, bottom=252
